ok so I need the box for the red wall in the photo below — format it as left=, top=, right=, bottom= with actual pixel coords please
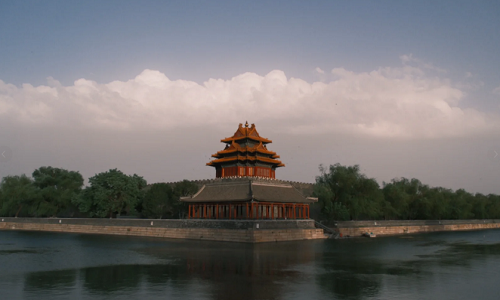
left=218, top=166, right=275, bottom=178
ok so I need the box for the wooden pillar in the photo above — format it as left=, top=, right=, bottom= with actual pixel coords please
left=271, top=203, right=274, bottom=219
left=229, top=204, right=232, bottom=219
left=216, top=204, right=219, bottom=219
left=246, top=203, right=249, bottom=219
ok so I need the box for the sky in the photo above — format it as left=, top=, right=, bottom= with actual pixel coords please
left=1, top=1, right=500, bottom=194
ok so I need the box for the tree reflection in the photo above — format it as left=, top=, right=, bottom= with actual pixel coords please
left=316, top=233, right=500, bottom=300
left=318, top=273, right=380, bottom=300
left=24, top=269, right=76, bottom=291
left=81, top=264, right=142, bottom=292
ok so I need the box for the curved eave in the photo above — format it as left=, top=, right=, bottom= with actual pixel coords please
left=212, top=147, right=278, bottom=157
left=220, top=136, right=272, bottom=144
left=206, top=156, right=285, bottom=167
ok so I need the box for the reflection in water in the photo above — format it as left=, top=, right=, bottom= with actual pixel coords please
left=318, top=274, right=380, bottom=300
left=0, top=249, right=40, bottom=255
left=0, top=230, right=499, bottom=300
left=17, top=238, right=320, bottom=300
left=82, top=265, right=142, bottom=293
left=140, top=241, right=320, bottom=300
left=317, top=231, right=500, bottom=300
left=24, top=269, right=76, bottom=291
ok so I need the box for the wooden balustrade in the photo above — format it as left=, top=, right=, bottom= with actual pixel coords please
left=187, top=203, right=310, bottom=219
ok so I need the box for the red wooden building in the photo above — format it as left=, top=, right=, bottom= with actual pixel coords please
left=181, top=122, right=317, bottom=220
left=206, top=121, right=284, bottom=179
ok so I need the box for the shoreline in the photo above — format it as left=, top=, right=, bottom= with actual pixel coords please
left=2, top=218, right=500, bottom=242
left=331, top=219, right=500, bottom=237
left=0, top=217, right=326, bottom=243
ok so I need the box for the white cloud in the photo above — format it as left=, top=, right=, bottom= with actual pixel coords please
left=399, top=54, right=447, bottom=73
left=315, top=67, right=325, bottom=74
left=1, top=65, right=499, bottom=139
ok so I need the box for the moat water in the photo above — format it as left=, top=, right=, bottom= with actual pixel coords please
left=1, top=229, right=499, bottom=300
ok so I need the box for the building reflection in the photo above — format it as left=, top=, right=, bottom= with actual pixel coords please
left=21, top=239, right=322, bottom=300
left=18, top=231, right=500, bottom=300
left=144, top=240, right=322, bottom=300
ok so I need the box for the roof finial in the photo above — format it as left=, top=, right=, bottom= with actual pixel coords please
left=245, top=121, right=249, bottom=127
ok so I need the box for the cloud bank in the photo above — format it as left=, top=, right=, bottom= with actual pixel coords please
left=1, top=64, right=499, bottom=138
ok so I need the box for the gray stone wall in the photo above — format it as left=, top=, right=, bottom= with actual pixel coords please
left=0, top=217, right=315, bottom=230
left=333, top=219, right=500, bottom=228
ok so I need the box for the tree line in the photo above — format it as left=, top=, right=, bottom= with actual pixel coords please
left=1, top=164, right=499, bottom=220
left=0, top=166, right=198, bottom=219
left=314, top=163, right=500, bottom=221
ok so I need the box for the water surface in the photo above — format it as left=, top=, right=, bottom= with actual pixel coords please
left=1, top=229, right=499, bottom=299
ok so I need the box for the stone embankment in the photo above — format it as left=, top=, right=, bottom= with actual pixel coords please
left=331, top=219, right=500, bottom=237
left=0, top=218, right=326, bottom=243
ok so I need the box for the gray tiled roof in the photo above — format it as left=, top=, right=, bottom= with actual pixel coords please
left=181, top=178, right=317, bottom=203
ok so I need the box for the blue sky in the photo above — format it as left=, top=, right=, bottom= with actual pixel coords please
left=1, top=1, right=500, bottom=193
left=2, top=1, right=499, bottom=87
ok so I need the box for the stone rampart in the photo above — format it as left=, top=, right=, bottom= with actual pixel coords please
left=331, top=219, right=500, bottom=237
left=0, top=218, right=326, bottom=243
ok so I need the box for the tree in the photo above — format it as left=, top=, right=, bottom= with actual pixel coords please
left=73, top=169, right=147, bottom=218
left=449, top=189, right=474, bottom=220
left=383, top=178, right=431, bottom=220
left=171, top=180, right=199, bottom=218
left=485, top=194, right=500, bottom=219
left=31, top=166, right=84, bottom=217
left=142, top=183, right=175, bottom=219
left=0, top=174, right=38, bottom=217
left=315, top=164, right=382, bottom=221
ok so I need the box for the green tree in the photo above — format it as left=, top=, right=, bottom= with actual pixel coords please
left=171, top=180, right=199, bottom=218
left=472, top=193, right=489, bottom=219
left=383, top=178, right=431, bottom=220
left=485, top=194, right=500, bottom=219
left=31, top=166, right=84, bottom=217
left=73, top=169, right=147, bottom=218
left=142, top=183, right=175, bottom=219
left=449, top=189, right=474, bottom=220
left=0, top=174, right=38, bottom=217
left=315, top=164, right=382, bottom=221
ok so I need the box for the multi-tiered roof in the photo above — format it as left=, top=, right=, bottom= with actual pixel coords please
left=207, top=122, right=284, bottom=178
left=182, top=122, right=317, bottom=220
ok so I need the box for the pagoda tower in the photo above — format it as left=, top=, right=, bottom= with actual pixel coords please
left=181, top=122, right=318, bottom=221
left=207, top=122, right=284, bottom=178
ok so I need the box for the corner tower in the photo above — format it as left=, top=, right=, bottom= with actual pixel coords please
left=207, top=122, right=284, bottom=178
